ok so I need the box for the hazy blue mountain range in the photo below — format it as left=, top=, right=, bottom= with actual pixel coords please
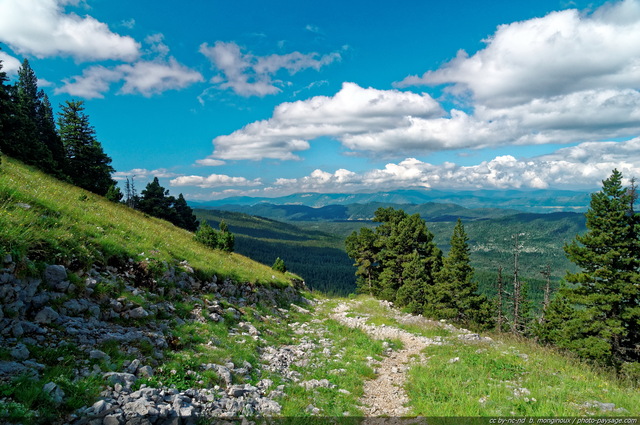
left=201, top=202, right=520, bottom=223
left=190, top=189, right=591, bottom=213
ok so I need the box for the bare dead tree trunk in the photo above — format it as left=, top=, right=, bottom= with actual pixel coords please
left=512, top=234, right=522, bottom=334
left=496, top=265, right=504, bottom=332
left=542, top=264, right=551, bottom=311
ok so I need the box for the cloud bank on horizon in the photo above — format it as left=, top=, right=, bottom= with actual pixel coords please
left=2, top=0, right=640, bottom=199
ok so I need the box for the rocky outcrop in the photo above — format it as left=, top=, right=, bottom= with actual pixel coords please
left=0, top=254, right=306, bottom=423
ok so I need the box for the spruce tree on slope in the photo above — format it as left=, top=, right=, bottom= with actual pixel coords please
left=173, top=193, right=199, bottom=232
left=562, top=169, right=640, bottom=365
left=345, top=226, right=380, bottom=295
left=217, top=220, right=235, bottom=252
left=373, top=207, right=441, bottom=309
left=431, top=218, right=493, bottom=327
left=58, top=100, right=116, bottom=196
left=38, top=93, right=66, bottom=177
left=139, top=177, right=173, bottom=220
left=4, top=59, right=56, bottom=172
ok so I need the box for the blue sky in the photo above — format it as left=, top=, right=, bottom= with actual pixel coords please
left=2, top=0, right=640, bottom=200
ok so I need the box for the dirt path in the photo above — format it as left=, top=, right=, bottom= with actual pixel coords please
left=331, top=300, right=439, bottom=416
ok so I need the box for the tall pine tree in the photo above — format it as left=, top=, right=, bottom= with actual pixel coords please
left=38, top=93, right=66, bottom=177
left=173, top=193, right=199, bottom=232
left=346, top=207, right=441, bottom=311
left=138, top=178, right=199, bottom=232
left=431, top=219, right=493, bottom=327
left=345, top=227, right=380, bottom=295
left=562, top=169, right=640, bottom=365
left=2, top=59, right=57, bottom=172
left=58, top=100, right=116, bottom=196
left=138, top=177, right=174, bottom=219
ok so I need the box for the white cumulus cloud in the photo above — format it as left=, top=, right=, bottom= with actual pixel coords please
left=396, top=0, right=640, bottom=108
left=0, top=0, right=140, bottom=61
left=207, top=0, right=640, bottom=161
left=0, top=50, right=21, bottom=75
left=206, top=82, right=443, bottom=160
left=199, top=41, right=342, bottom=97
left=56, top=35, right=204, bottom=98
left=112, top=168, right=182, bottom=181
left=195, top=158, right=226, bottom=167
left=170, top=174, right=262, bottom=188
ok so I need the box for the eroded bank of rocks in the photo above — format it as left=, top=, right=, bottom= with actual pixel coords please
left=0, top=255, right=307, bottom=424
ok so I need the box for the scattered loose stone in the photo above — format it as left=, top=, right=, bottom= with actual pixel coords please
left=89, top=349, right=110, bottom=361
left=44, top=265, right=67, bottom=287
left=34, top=306, right=59, bottom=324
left=43, top=382, right=65, bottom=404
left=10, top=343, right=29, bottom=361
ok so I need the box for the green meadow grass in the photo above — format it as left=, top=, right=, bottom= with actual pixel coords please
left=406, top=332, right=640, bottom=416
left=0, top=157, right=295, bottom=286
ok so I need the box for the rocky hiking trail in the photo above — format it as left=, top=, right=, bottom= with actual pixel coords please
left=329, top=298, right=491, bottom=417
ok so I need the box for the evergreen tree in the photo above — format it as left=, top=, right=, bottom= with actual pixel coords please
left=138, top=177, right=173, bottom=219
left=533, top=283, right=577, bottom=345
left=374, top=208, right=441, bottom=306
left=58, top=100, right=115, bottom=195
left=345, top=227, right=379, bottom=295
left=396, top=251, right=431, bottom=313
left=431, top=219, right=493, bottom=327
left=218, top=220, right=235, bottom=252
left=194, top=220, right=235, bottom=251
left=194, top=222, right=220, bottom=249
left=2, top=59, right=54, bottom=171
left=139, top=178, right=201, bottom=231
left=272, top=257, right=287, bottom=273
left=346, top=207, right=442, bottom=309
left=105, top=184, right=123, bottom=203
left=38, top=93, right=66, bottom=176
left=173, top=193, right=199, bottom=232
left=495, top=266, right=506, bottom=332
left=562, top=169, right=640, bottom=364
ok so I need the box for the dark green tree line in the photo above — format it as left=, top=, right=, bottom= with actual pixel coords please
left=0, top=58, right=65, bottom=176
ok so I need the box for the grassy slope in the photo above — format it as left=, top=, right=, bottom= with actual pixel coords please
left=0, top=157, right=293, bottom=285
left=345, top=295, right=640, bottom=417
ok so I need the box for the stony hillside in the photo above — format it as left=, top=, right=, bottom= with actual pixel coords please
left=0, top=256, right=306, bottom=423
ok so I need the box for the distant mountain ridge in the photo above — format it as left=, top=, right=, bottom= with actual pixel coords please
left=190, top=189, right=591, bottom=213
left=203, top=202, right=521, bottom=223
